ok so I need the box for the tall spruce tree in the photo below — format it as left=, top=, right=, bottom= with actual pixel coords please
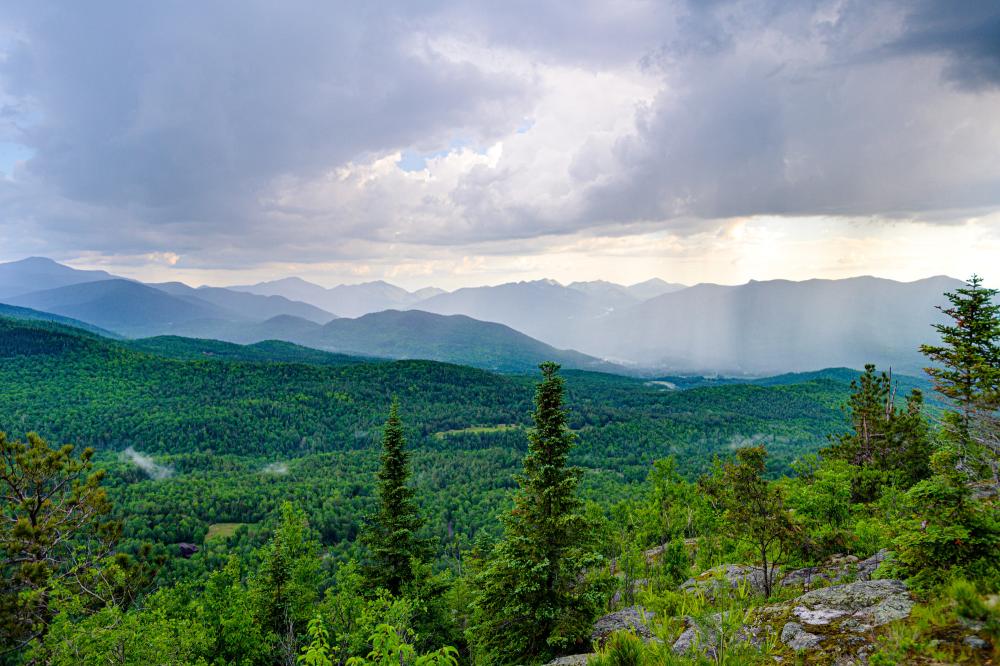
left=921, top=275, right=1000, bottom=476
left=360, top=399, right=428, bottom=596
left=471, top=362, right=607, bottom=664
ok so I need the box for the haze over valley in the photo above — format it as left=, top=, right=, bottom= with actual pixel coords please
left=0, top=256, right=962, bottom=376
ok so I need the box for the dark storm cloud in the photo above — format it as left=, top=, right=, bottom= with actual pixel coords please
left=884, top=0, right=1000, bottom=90
left=568, top=0, right=1000, bottom=227
left=0, top=0, right=997, bottom=268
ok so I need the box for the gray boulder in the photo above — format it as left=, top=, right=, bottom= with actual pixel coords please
left=544, top=655, right=593, bottom=666
left=591, top=606, right=655, bottom=647
left=789, top=578, right=913, bottom=632
left=963, top=635, right=990, bottom=650
left=780, top=622, right=822, bottom=650
left=780, top=549, right=892, bottom=589
left=681, top=564, right=777, bottom=598
left=671, top=612, right=760, bottom=658
left=671, top=613, right=721, bottom=658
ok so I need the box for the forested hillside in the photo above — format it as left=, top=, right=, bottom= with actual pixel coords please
left=1, top=277, right=997, bottom=665
left=0, top=315, right=855, bottom=563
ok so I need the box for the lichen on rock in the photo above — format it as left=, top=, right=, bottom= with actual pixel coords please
left=590, top=606, right=655, bottom=647
left=672, top=577, right=914, bottom=662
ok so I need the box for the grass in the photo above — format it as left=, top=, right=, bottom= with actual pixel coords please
left=205, top=522, right=247, bottom=542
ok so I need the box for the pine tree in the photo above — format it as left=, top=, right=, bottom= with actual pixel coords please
left=360, top=399, right=428, bottom=596
left=921, top=275, right=1000, bottom=475
left=0, top=432, right=117, bottom=651
left=822, top=364, right=932, bottom=499
left=471, top=362, right=608, bottom=664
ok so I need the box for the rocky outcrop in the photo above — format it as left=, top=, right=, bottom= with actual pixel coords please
left=544, top=655, right=593, bottom=666
left=545, top=607, right=655, bottom=665
left=780, top=622, right=822, bottom=650
left=680, top=564, right=777, bottom=598
left=782, top=579, right=912, bottom=631
left=780, top=549, right=892, bottom=589
left=591, top=606, right=655, bottom=647
left=672, top=578, right=914, bottom=662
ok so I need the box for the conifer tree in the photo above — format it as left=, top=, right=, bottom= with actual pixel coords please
left=471, top=362, right=607, bottom=664
left=1, top=432, right=117, bottom=652
left=361, top=399, right=428, bottom=596
left=822, top=364, right=932, bottom=499
left=921, top=275, right=1000, bottom=475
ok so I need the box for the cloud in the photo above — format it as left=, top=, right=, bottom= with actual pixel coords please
left=121, top=446, right=174, bottom=480
left=579, top=1, right=1000, bottom=226
left=0, top=0, right=996, bottom=279
left=882, top=1, right=1000, bottom=91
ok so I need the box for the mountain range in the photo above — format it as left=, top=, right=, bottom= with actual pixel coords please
left=228, top=277, right=445, bottom=318
left=0, top=258, right=616, bottom=373
left=569, top=275, right=961, bottom=375
left=0, top=256, right=969, bottom=375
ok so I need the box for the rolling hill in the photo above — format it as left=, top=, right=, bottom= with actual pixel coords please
left=297, top=310, right=620, bottom=374
left=0, top=302, right=121, bottom=338
left=125, top=336, right=368, bottom=365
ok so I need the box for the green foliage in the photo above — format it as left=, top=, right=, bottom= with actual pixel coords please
left=471, top=362, right=611, bottom=664
left=718, top=446, right=795, bottom=597
left=638, top=457, right=715, bottom=545
left=344, top=624, right=458, bottom=666
left=949, top=579, right=1000, bottom=647
left=589, top=630, right=645, bottom=666
left=891, top=447, right=1000, bottom=591
left=361, top=400, right=429, bottom=596
left=37, top=595, right=211, bottom=665
left=784, top=457, right=854, bottom=556
left=199, top=556, right=270, bottom=664
left=0, top=431, right=121, bottom=651
left=822, top=364, right=933, bottom=501
left=250, top=502, right=323, bottom=661
left=920, top=274, right=1000, bottom=474
left=299, top=614, right=335, bottom=666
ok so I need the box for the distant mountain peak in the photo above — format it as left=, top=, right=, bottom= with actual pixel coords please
left=18, top=256, right=62, bottom=266
left=628, top=277, right=669, bottom=288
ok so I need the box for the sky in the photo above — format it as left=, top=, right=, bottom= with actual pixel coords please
left=0, top=1, right=998, bottom=290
